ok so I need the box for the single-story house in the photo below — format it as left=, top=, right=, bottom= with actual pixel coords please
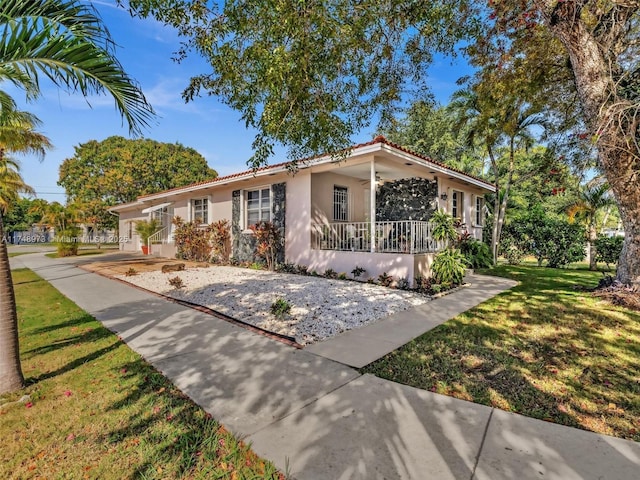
left=109, top=136, right=495, bottom=284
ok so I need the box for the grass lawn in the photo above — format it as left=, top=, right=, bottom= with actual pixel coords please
left=0, top=269, right=282, bottom=479
left=363, top=265, right=640, bottom=441
left=8, top=252, right=39, bottom=257
left=45, top=248, right=114, bottom=259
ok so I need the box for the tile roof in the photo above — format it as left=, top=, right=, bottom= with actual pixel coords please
left=135, top=135, right=494, bottom=201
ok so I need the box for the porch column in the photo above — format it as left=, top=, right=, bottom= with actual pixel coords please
left=370, top=158, right=376, bottom=252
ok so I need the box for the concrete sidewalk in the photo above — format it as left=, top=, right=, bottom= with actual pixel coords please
left=14, top=253, right=640, bottom=480
left=306, top=274, right=518, bottom=367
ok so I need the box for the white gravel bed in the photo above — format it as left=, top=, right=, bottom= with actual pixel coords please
left=116, top=265, right=429, bottom=345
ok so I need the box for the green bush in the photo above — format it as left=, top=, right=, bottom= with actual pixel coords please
left=431, top=248, right=469, bottom=285
left=56, top=227, right=81, bottom=257
left=458, top=236, right=493, bottom=269
left=270, top=297, right=292, bottom=319
left=594, top=235, right=624, bottom=269
left=501, top=207, right=585, bottom=268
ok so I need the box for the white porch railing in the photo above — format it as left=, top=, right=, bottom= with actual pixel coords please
left=147, top=227, right=172, bottom=250
left=312, top=221, right=440, bottom=254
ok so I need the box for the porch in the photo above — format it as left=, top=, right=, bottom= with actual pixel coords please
left=311, top=220, right=440, bottom=254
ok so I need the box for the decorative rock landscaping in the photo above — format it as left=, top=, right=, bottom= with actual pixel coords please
left=116, top=265, right=429, bottom=345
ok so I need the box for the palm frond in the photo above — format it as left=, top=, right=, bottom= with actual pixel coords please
left=0, top=0, right=155, bottom=135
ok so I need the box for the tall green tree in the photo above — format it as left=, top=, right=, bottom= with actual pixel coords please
left=127, top=0, right=640, bottom=285
left=58, top=136, right=217, bottom=205
left=0, top=0, right=154, bottom=395
left=384, top=99, right=485, bottom=175
left=449, top=87, right=550, bottom=263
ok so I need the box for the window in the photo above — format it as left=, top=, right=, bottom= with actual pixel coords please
left=333, top=186, right=349, bottom=221
left=452, top=191, right=464, bottom=221
left=475, top=196, right=484, bottom=226
left=191, top=198, right=208, bottom=224
left=246, top=188, right=271, bottom=227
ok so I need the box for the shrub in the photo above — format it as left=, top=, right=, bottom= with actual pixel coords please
left=351, top=266, right=367, bottom=280
left=431, top=248, right=468, bottom=285
left=457, top=236, right=493, bottom=269
left=594, top=235, right=624, bottom=270
left=396, top=277, right=411, bottom=290
left=501, top=208, right=586, bottom=268
left=173, top=217, right=212, bottom=262
left=276, top=262, right=297, bottom=273
left=249, top=221, right=282, bottom=271
left=56, top=227, right=81, bottom=257
left=270, top=298, right=292, bottom=319
left=295, top=264, right=309, bottom=275
left=135, top=218, right=162, bottom=246
left=337, top=272, right=348, bottom=280
left=210, top=219, right=231, bottom=264
left=125, top=268, right=138, bottom=276
left=168, top=276, right=184, bottom=289
left=377, top=272, right=394, bottom=287
left=324, top=268, right=338, bottom=279
left=414, top=275, right=432, bottom=293
left=430, top=209, right=457, bottom=244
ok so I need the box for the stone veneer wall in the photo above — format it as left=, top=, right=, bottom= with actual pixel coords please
left=231, top=183, right=286, bottom=263
left=375, top=177, right=438, bottom=222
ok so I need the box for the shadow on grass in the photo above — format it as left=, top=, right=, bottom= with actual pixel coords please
left=25, top=340, right=122, bottom=386
left=98, top=356, right=277, bottom=479
left=23, top=321, right=112, bottom=359
left=365, top=264, right=640, bottom=441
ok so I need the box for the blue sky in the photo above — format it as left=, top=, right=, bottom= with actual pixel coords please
left=14, top=0, right=472, bottom=203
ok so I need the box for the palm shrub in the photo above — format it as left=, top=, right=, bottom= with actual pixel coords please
left=431, top=248, right=469, bottom=285
left=56, top=226, right=81, bottom=257
left=135, top=218, right=161, bottom=251
left=430, top=209, right=457, bottom=246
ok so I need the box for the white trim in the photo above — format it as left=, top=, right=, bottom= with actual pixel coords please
left=132, top=142, right=495, bottom=204
left=190, top=197, right=209, bottom=224
left=141, top=202, right=173, bottom=214
left=244, top=185, right=272, bottom=229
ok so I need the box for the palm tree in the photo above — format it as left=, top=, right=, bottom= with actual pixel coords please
left=0, top=159, right=35, bottom=213
left=0, top=99, right=50, bottom=394
left=0, top=0, right=155, bottom=395
left=450, top=88, right=546, bottom=264
left=567, top=183, right=615, bottom=271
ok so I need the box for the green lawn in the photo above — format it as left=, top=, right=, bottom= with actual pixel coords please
left=0, top=269, right=282, bottom=479
left=45, top=247, right=118, bottom=259
left=8, top=252, right=39, bottom=257
left=363, top=265, right=640, bottom=441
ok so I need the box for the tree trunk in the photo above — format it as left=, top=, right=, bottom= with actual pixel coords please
left=588, top=224, right=597, bottom=271
left=542, top=3, right=640, bottom=286
left=0, top=214, right=24, bottom=394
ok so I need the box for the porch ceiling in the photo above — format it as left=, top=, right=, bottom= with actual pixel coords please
left=329, top=159, right=426, bottom=183
left=330, top=157, right=477, bottom=188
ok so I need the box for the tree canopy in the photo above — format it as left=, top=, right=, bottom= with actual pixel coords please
left=124, top=0, right=640, bottom=285
left=58, top=136, right=217, bottom=205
